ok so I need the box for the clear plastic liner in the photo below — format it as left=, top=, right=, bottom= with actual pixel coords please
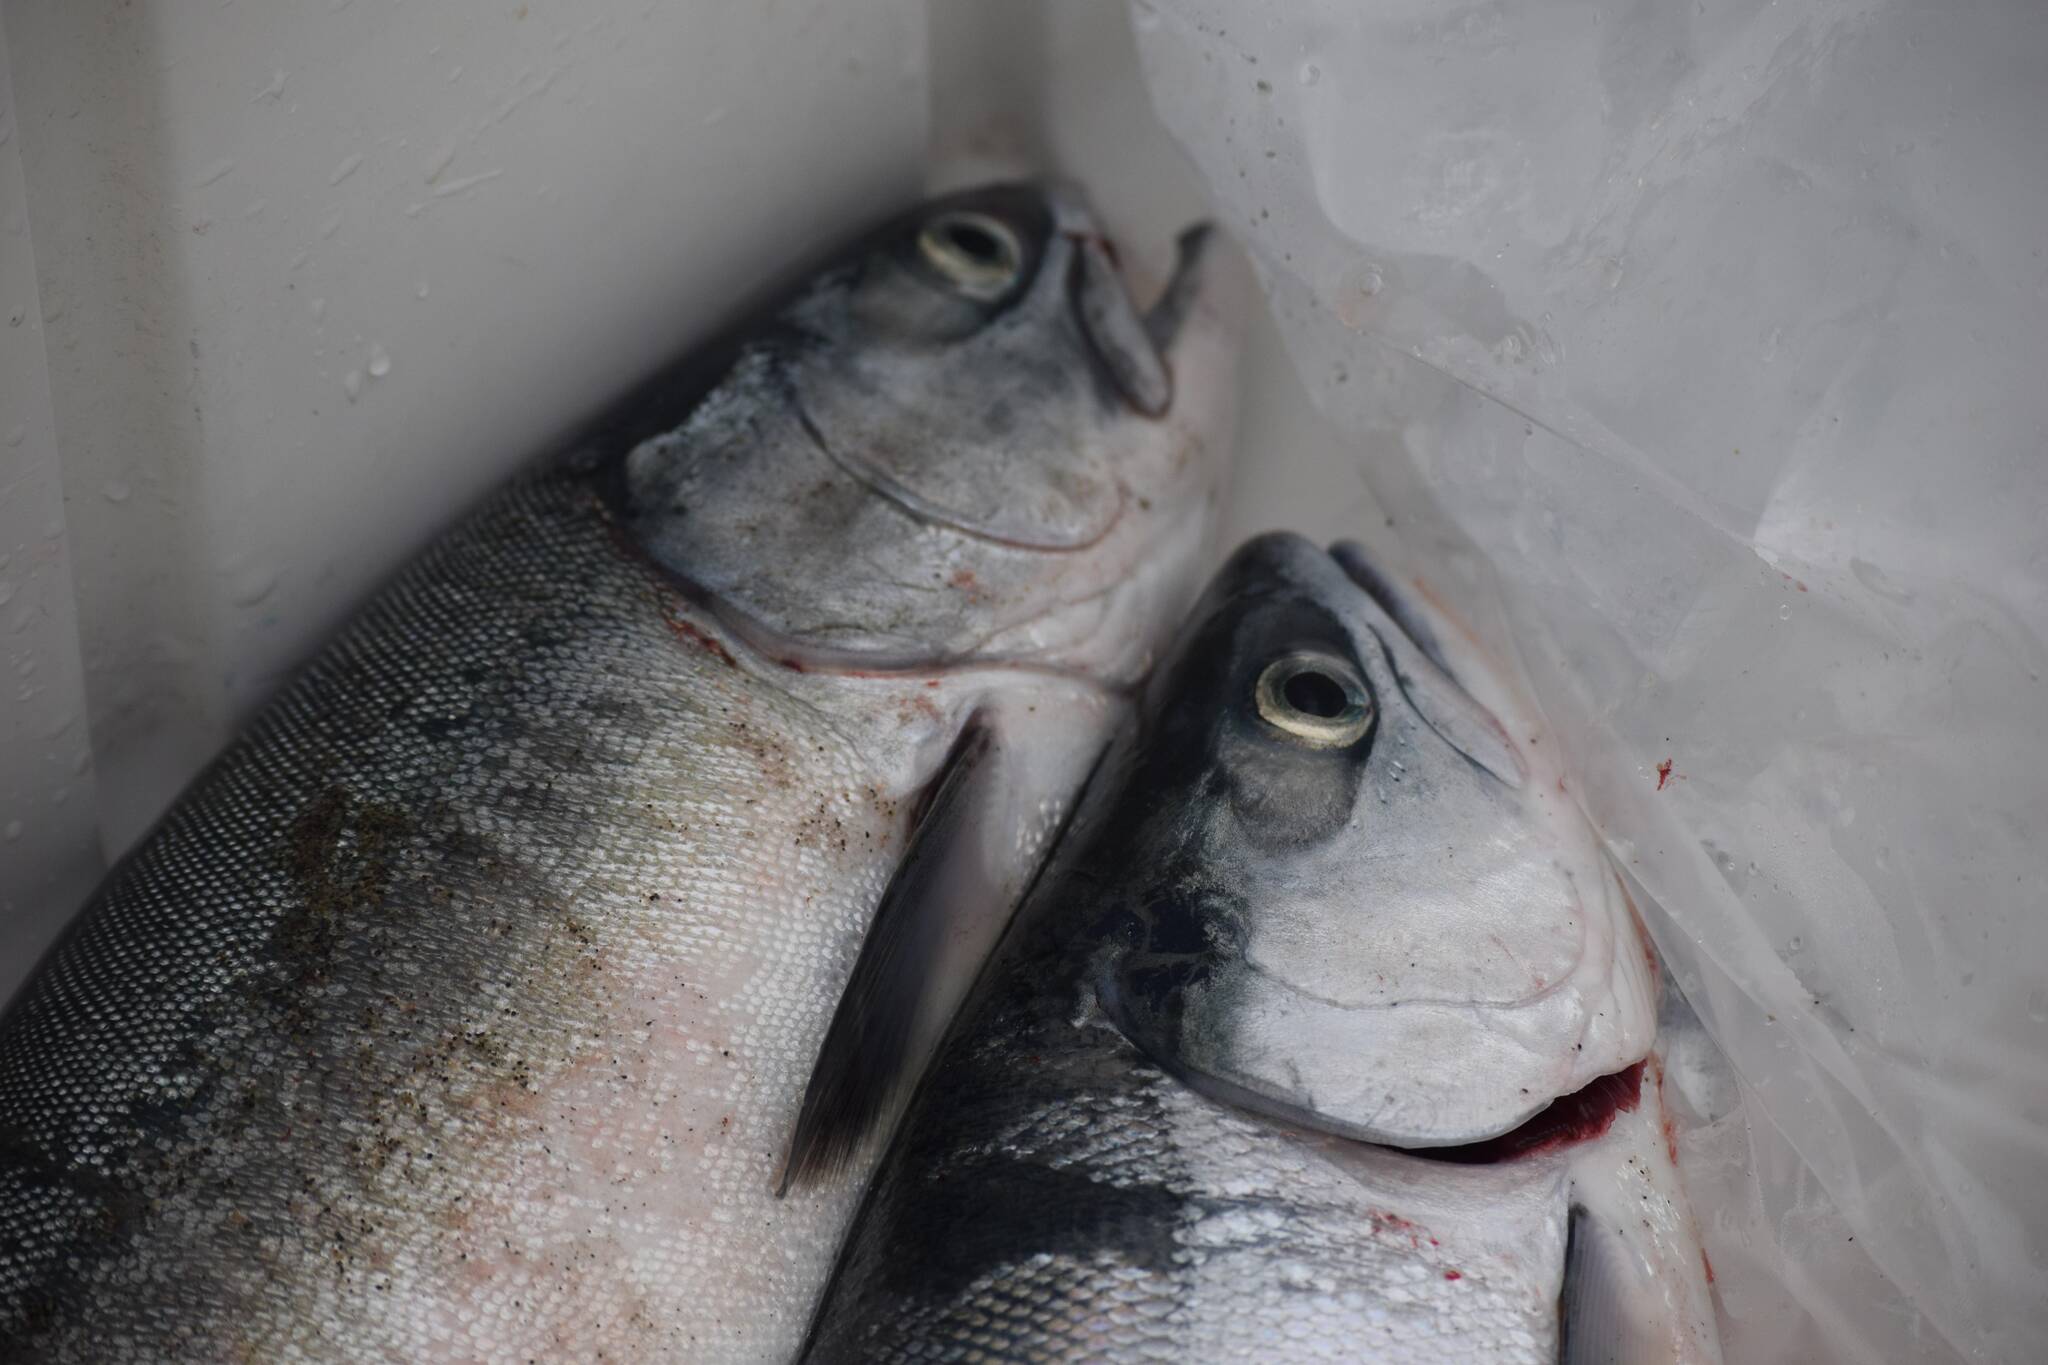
left=1129, top=2, right=2048, bottom=1360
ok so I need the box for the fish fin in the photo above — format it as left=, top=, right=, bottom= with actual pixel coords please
left=1559, top=1204, right=1661, bottom=1365
left=778, top=716, right=998, bottom=1195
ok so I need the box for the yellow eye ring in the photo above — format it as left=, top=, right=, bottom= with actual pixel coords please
left=1254, top=652, right=1374, bottom=748
left=917, top=211, right=1023, bottom=299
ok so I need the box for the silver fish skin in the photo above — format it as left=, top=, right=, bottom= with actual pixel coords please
left=803, top=533, right=1718, bottom=1364
left=0, top=182, right=1245, bottom=1362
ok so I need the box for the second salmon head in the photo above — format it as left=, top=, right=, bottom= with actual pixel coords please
left=1085, top=533, right=1659, bottom=1148
left=612, top=181, right=1246, bottom=683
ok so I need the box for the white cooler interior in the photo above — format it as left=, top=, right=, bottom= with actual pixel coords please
left=2, top=4, right=2041, bottom=1362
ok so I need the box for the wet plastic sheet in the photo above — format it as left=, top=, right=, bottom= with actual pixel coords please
left=1130, top=2, right=2048, bottom=1361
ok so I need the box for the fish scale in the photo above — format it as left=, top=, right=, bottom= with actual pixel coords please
left=0, top=474, right=870, bottom=1357
left=0, top=470, right=1103, bottom=1361
left=0, top=181, right=1247, bottom=1361
left=805, top=935, right=1563, bottom=1363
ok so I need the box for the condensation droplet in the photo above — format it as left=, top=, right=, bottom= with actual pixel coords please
left=367, top=343, right=391, bottom=378
left=1778, top=603, right=1793, bottom=620
left=343, top=370, right=363, bottom=400
left=2029, top=987, right=2048, bottom=1023
left=1297, top=61, right=1321, bottom=87
left=1, top=821, right=20, bottom=842
left=102, top=480, right=132, bottom=504
left=1788, top=935, right=1805, bottom=953
left=5, top=425, right=23, bottom=447
left=415, top=279, right=430, bottom=300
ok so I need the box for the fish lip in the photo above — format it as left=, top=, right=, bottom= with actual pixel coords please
left=1143, top=221, right=1221, bottom=358
left=1053, top=186, right=1221, bottom=419
left=1365, top=1061, right=1649, bottom=1164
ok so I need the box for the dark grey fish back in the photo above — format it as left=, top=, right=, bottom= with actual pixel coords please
left=802, top=897, right=1201, bottom=1361
left=0, top=471, right=655, bottom=1341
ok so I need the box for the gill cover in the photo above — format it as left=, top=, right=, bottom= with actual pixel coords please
left=1094, top=534, right=1655, bottom=1147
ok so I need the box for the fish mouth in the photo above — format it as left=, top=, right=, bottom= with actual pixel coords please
left=1377, top=1062, right=1647, bottom=1166
left=1068, top=213, right=1220, bottom=419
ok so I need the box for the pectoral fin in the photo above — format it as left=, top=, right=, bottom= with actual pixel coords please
left=777, top=717, right=999, bottom=1194
left=1559, top=1204, right=1665, bottom=1365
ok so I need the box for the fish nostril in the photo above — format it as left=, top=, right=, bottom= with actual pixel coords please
left=1283, top=669, right=1347, bottom=719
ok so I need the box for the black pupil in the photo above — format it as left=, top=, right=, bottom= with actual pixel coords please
left=1283, top=669, right=1349, bottom=719
left=945, top=220, right=1003, bottom=266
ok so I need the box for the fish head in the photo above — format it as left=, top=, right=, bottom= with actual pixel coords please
left=1090, top=532, right=1657, bottom=1148
left=614, top=181, right=1245, bottom=682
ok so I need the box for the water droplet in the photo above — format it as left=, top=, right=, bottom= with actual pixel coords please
left=102, top=480, right=132, bottom=504
left=1778, top=603, right=1793, bottom=620
left=319, top=210, right=343, bottom=239
left=1297, top=61, right=1321, bottom=87
left=310, top=297, right=327, bottom=322
left=343, top=370, right=363, bottom=400
left=414, top=279, right=430, bottom=300
left=1788, top=935, right=1805, bottom=952
left=367, top=343, right=391, bottom=378
left=1, top=821, right=20, bottom=842
left=2030, top=987, right=2048, bottom=1023
left=6, top=425, right=23, bottom=447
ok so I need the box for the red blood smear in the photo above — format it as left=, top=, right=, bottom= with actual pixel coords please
left=1419, top=1062, right=1645, bottom=1165
left=1655, top=758, right=1674, bottom=790
left=662, top=612, right=736, bottom=668
left=1443, top=1269, right=1463, bottom=1281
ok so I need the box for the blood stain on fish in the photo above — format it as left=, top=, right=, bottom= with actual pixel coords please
left=1423, top=1062, right=1645, bottom=1165
left=1655, top=758, right=1674, bottom=790
left=660, top=609, right=736, bottom=668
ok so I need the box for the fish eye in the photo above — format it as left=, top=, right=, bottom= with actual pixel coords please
left=917, top=211, right=1024, bottom=299
left=1253, top=651, right=1374, bottom=748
